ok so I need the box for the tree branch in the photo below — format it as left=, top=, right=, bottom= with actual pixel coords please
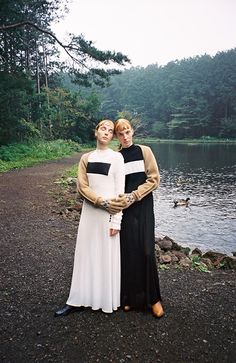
left=0, top=21, right=130, bottom=86
left=0, top=21, right=130, bottom=69
left=0, top=21, right=87, bottom=68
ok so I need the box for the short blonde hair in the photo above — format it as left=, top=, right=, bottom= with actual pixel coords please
left=95, top=119, right=114, bottom=131
left=114, top=119, right=133, bottom=134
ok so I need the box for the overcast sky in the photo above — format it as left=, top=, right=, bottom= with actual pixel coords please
left=53, top=0, right=236, bottom=68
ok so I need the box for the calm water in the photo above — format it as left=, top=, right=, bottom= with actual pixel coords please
left=148, top=143, right=236, bottom=255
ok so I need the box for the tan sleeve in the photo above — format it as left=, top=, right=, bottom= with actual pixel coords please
left=77, top=153, right=102, bottom=205
left=132, top=145, right=160, bottom=201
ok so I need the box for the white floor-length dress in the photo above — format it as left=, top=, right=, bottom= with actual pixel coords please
left=67, top=148, right=125, bottom=313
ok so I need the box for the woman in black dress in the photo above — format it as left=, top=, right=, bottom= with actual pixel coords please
left=113, top=118, right=164, bottom=318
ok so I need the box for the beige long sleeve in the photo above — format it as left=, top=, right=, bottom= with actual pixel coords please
left=77, top=153, right=102, bottom=205
left=132, top=145, right=160, bottom=201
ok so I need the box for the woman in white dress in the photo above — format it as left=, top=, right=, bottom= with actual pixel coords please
left=55, top=120, right=125, bottom=316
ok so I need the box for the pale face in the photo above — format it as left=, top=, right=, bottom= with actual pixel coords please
left=95, top=122, right=114, bottom=148
left=116, top=128, right=134, bottom=148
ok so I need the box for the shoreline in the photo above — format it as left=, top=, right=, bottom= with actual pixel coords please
left=155, top=234, right=235, bottom=257
left=155, top=235, right=236, bottom=272
left=54, top=177, right=236, bottom=272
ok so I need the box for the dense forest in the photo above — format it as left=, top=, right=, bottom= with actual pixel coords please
left=97, top=49, right=236, bottom=139
left=0, top=0, right=129, bottom=145
left=1, top=1, right=236, bottom=146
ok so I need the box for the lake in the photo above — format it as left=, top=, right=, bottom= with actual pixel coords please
left=148, top=142, right=236, bottom=255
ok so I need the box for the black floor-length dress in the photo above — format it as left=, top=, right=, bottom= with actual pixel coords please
left=119, top=144, right=161, bottom=309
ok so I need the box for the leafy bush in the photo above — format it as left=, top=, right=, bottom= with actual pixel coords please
left=0, top=140, right=81, bottom=172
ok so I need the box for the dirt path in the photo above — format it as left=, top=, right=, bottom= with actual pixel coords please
left=0, top=154, right=235, bottom=363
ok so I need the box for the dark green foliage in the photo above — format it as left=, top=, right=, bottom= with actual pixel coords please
left=0, top=72, right=37, bottom=144
left=41, top=88, right=101, bottom=142
left=0, top=139, right=79, bottom=162
left=98, top=50, right=236, bottom=139
left=0, top=0, right=129, bottom=145
left=0, top=139, right=80, bottom=172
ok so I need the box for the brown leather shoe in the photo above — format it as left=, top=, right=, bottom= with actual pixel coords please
left=123, top=305, right=131, bottom=312
left=152, top=301, right=164, bottom=318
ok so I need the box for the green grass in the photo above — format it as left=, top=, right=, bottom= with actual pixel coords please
left=0, top=139, right=82, bottom=173
left=159, top=264, right=170, bottom=271
left=190, top=255, right=210, bottom=273
left=64, top=164, right=78, bottom=178
left=54, top=164, right=78, bottom=186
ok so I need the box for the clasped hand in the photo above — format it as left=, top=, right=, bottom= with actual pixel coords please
left=101, top=193, right=136, bottom=214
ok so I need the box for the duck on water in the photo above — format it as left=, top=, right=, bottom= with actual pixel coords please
left=173, top=197, right=190, bottom=208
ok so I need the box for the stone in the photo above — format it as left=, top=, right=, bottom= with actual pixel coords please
left=172, top=250, right=187, bottom=260
left=213, top=256, right=225, bottom=267
left=202, top=251, right=226, bottom=263
left=66, top=177, right=77, bottom=185
left=159, top=254, right=172, bottom=264
left=180, top=247, right=191, bottom=256
left=192, top=248, right=202, bottom=256
left=171, top=255, right=179, bottom=263
left=179, top=257, right=192, bottom=268
left=156, top=236, right=173, bottom=251
left=67, top=203, right=82, bottom=211
left=201, top=258, right=213, bottom=269
left=171, top=241, right=182, bottom=251
left=220, top=256, right=236, bottom=270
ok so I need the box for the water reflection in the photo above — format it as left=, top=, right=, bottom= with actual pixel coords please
left=148, top=143, right=236, bottom=254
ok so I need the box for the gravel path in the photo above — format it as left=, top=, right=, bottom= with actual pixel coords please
left=0, top=154, right=235, bottom=363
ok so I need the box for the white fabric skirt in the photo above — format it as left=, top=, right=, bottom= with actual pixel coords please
left=67, top=201, right=120, bottom=313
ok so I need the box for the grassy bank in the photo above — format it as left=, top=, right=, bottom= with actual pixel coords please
left=0, top=139, right=122, bottom=173
left=0, top=140, right=82, bottom=173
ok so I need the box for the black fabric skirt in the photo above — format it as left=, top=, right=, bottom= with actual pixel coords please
left=120, top=193, right=161, bottom=309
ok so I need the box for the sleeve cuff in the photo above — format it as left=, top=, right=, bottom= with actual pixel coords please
left=110, top=222, right=120, bottom=230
